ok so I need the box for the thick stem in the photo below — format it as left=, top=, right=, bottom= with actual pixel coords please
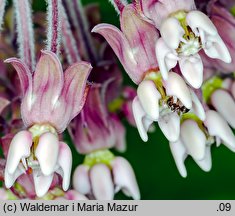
left=62, top=0, right=97, bottom=64
left=0, top=0, right=6, bottom=30
left=61, top=5, right=81, bottom=64
left=13, top=0, right=35, bottom=71
left=109, top=0, right=128, bottom=14
left=47, top=0, right=62, bottom=55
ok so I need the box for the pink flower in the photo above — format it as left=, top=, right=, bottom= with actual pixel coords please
left=4, top=50, right=92, bottom=197
left=73, top=156, right=140, bottom=200
left=92, top=4, right=159, bottom=84
left=70, top=84, right=126, bottom=154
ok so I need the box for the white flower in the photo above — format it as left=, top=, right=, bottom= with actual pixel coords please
left=156, top=10, right=231, bottom=89
left=4, top=124, right=72, bottom=197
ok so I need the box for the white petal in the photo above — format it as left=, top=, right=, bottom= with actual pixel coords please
left=181, top=120, right=206, bottom=161
left=90, top=164, right=114, bottom=200
left=211, top=89, right=235, bottom=128
left=111, top=157, right=140, bottom=200
left=158, top=112, right=180, bottom=142
left=169, top=140, right=188, bottom=178
left=155, top=38, right=178, bottom=80
left=72, top=165, right=91, bottom=195
left=195, top=146, right=212, bottom=172
left=35, top=132, right=59, bottom=176
left=186, top=10, right=217, bottom=36
left=190, top=89, right=206, bottom=121
left=4, top=164, right=25, bottom=188
left=137, top=80, right=161, bottom=121
left=6, top=131, right=32, bottom=174
left=179, top=54, right=203, bottom=89
left=160, top=17, right=185, bottom=49
left=33, top=170, right=53, bottom=197
left=56, top=142, right=72, bottom=191
left=204, top=110, right=235, bottom=151
left=132, top=97, right=153, bottom=142
left=164, top=72, right=192, bottom=109
left=204, top=35, right=231, bottom=63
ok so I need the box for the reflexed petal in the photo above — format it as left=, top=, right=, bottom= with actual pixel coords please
left=204, top=35, right=231, bottom=63
left=211, top=89, right=235, bottom=128
left=156, top=38, right=178, bottom=80
left=190, top=89, right=206, bottom=121
left=179, top=54, right=203, bottom=89
left=132, top=97, right=153, bottom=142
left=158, top=112, right=180, bottom=142
left=92, top=24, right=139, bottom=84
left=186, top=11, right=217, bottom=36
left=181, top=120, right=206, bottom=161
left=6, top=131, right=32, bottom=174
left=160, top=17, right=184, bottom=49
left=5, top=164, right=25, bottom=188
left=120, top=4, right=159, bottom=81
left=33, top=170, right=53, bottom=197
left=72, top=165, right=91, bottom=195
left=204, top=110, right=235, bottom=151
left=111, top=157, right=140, bottom=200
left=35, top=132, right=59, bottom=176
left=90, top=164, right=114, bottom=200
left=137, top=80, right=161, bottom=121
left=164, top=72, right=192, bottom=109
left=56, top=142, right=72, bottom=191
left=169, top=140, right=187, bottom=178
left=4, top=58, right=32, bottom=96
left=195, top=146, right=212, bottom=172
left=61, top=61, right=92, bottom=120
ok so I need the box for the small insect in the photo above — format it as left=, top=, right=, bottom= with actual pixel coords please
left=167, top=96, right=189, bottom=114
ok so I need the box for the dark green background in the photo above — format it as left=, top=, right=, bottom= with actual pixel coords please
left=32, top=0, right=235, bottom=200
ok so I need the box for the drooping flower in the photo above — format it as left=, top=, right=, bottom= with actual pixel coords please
left=138, top=0, right=231, bottom=89
left=4, top=50, right=92, bottom=197
left=70, top=84, right=126, bottom=154
left=171, top=75, right=235, bottom=177
left=73, top=151, right=140, bottom=200
left=93, top=3, right=205, bottom=143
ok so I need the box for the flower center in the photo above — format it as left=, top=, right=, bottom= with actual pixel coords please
left=21, top=124, right=58, bottom=172
left=171, top=10, right=202, bottom=56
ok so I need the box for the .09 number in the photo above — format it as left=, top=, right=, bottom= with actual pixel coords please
left=218, top=203, right=231, bottom=212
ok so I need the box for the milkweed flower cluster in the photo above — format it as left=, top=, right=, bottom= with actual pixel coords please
left=0, top=0, right=235, bottom=200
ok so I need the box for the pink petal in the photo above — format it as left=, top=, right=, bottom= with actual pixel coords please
left=71, top=86, right=115, bottom=154
left=27, top=50, right=64, bottom=126
left=60, top=61, right=92, bottom=121
left=92, top=23, right=140, bottom=84
left=4, top=58, right=32, bottom=96
left=120, top=4, right=159, bottom=80
left=111, top=157, right=140, bottom=200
